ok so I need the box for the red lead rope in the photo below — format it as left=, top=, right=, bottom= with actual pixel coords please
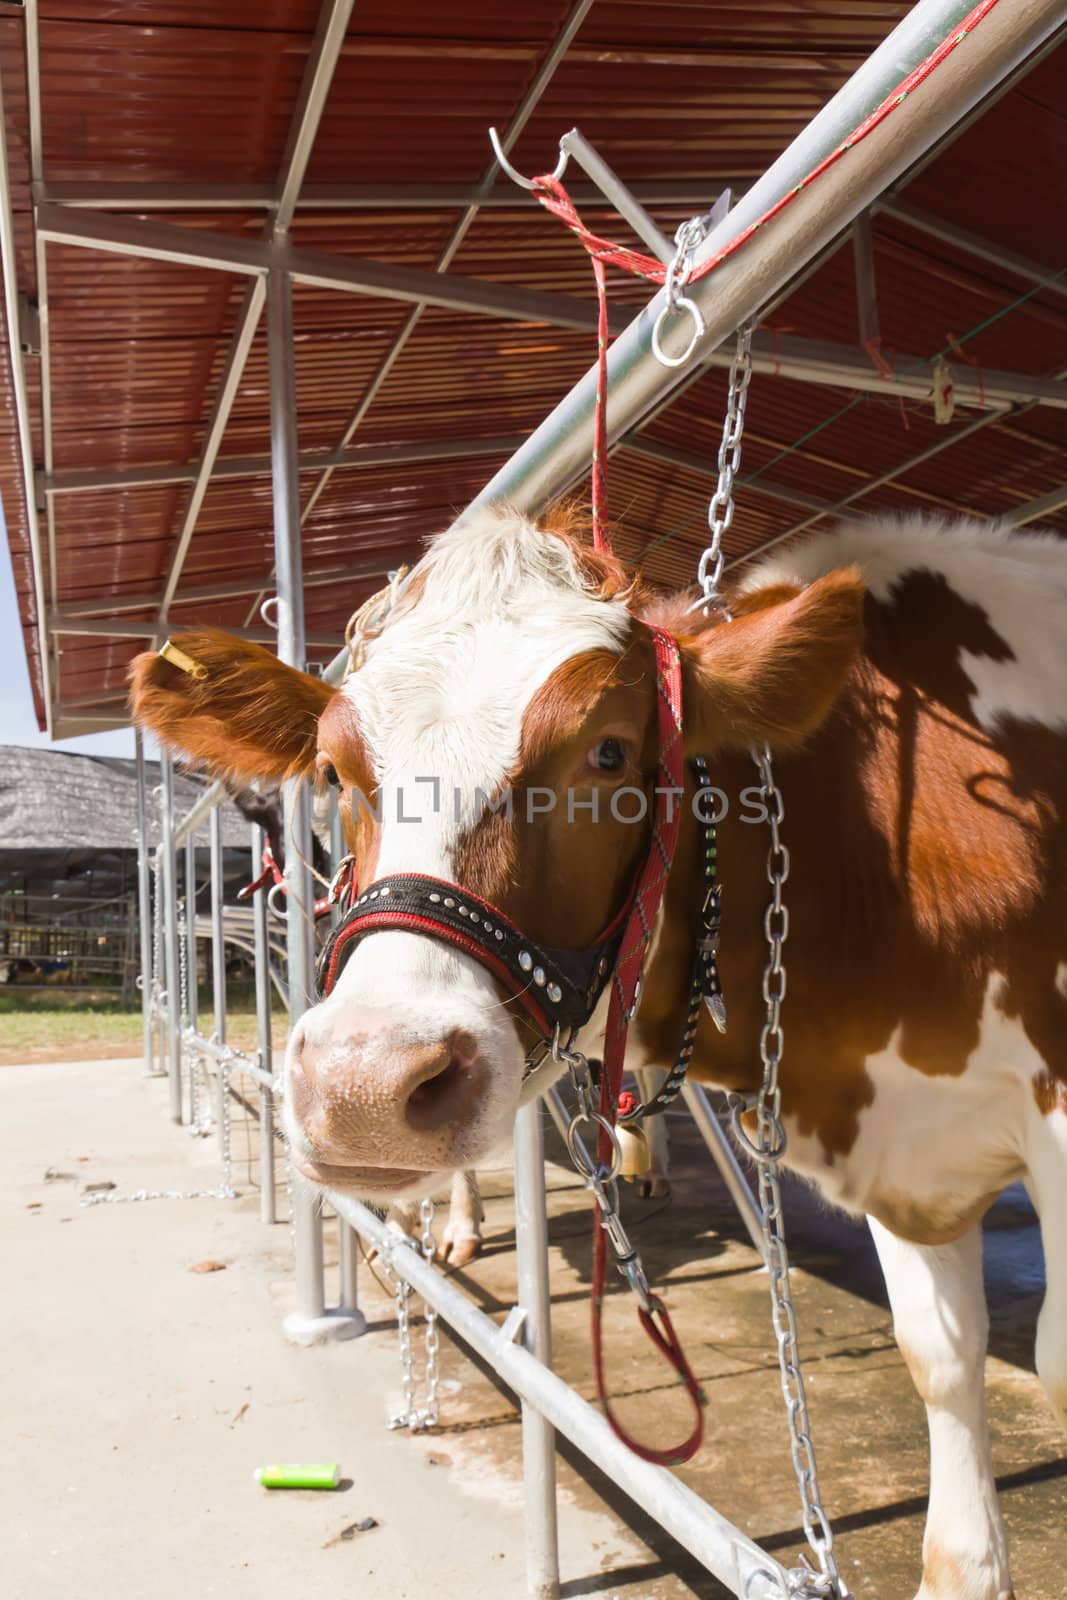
left=591, top=625, right=706, bottom=1465
left=529, top=0, right=1003, bottom=552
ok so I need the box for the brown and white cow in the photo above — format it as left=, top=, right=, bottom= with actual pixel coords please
left=131, top=506, right=1066, bottom=1600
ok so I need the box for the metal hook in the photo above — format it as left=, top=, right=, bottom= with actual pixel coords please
left=488, top=126, right=568, bottom=192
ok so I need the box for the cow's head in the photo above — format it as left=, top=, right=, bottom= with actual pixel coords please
left=130, top=507, right=863, bottom=1201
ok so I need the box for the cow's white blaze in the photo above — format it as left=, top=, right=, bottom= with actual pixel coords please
left=290, top=508, right=633, bottom=1172
left=744, top=515, right=1067, bottom=732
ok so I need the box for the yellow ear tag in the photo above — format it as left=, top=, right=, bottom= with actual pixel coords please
left=159, top=639, right=208, bottom=680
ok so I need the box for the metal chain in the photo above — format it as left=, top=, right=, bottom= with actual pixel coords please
left=385, top=1197, right=440, bottom=1432
left=688, top=330, right=846, bottom=1598
left=176, top=898, right=200, bottom=1134
left=555, top=1032, right=654, bottom=1311
left=147, top=855, right=166, bottom=1078
left=418, top=1197, right=441, bottom=1427
left=696, top=320, right=754, bottom=606
left=728, top=752, right=848, bottom=1600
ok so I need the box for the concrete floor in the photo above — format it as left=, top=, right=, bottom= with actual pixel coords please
left=3, top=1057, right=1064, bottom=1600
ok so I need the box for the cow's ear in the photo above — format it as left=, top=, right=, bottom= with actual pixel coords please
left=676, top=567, right=865, bottom=752
left=128, top=629, right=336, bottom=780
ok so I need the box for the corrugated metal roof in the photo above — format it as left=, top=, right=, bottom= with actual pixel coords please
left=1, top=1, right=1065, bottom=735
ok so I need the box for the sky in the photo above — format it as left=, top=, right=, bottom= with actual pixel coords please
left=0, top=495, right=141, bottom=758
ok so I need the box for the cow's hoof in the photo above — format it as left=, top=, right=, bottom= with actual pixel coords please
left=436, top=1232, right=483, bottom=1268
left=913, top=1548, right=1014, bottom=1600
left=637, top=1176, right=671, bottom=1200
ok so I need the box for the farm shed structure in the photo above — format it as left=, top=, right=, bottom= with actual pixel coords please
left=0, top=744, right=249, bottom=991
left=1, top=6, right=1066, bottom=1598
left=0, top=1, right=1064, bottom=739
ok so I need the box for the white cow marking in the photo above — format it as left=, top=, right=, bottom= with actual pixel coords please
left=742, top=514, right=1067, bottom=733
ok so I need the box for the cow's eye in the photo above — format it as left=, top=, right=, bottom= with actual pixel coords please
left=587, top=737, right=626, bottom=774
left=323, top=762, right=341, bottom=789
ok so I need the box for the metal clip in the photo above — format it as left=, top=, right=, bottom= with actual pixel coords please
left=704, top=992, right=728, bottom=1033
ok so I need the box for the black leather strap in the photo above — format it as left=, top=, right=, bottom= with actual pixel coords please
left=316, top=872, right=624, bottom=1034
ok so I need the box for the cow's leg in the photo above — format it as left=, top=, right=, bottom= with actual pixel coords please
left=869, top=1218, right=1013, bottom=1600
left=436, top=1169, right=484, bottom=1267
left=632, top=1065, right=670, bottom=1199
left=1024, top=1099, right=1067, bottom=1432
left=376, top=1172, right=483, bottom=1267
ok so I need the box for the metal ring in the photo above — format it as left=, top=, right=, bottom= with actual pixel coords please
left=267, top=882, right=287, bottom=918
left=259, top=595, right=279, bottom=629
left=651, top=294, right=705, bottom=369
left=566, top=1111, right=621, bottom=1181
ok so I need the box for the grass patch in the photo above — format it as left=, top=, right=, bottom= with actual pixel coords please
left=0, top=989, right=288, bottom=1066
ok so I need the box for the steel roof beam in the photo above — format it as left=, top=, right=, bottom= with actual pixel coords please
left=56, top=558, right=406, bottom=620
left=151, top=0, right=355, bottom=628
left=40, top=178, right=740, bottom=212
left=622, top=436, right=833, bottom=514
left=42, top=432, right=528, bottom=496
left=0, top=21, right=54, bottom=736
left=1003, top=482, right=1067, bottom=527
left=35, top=203, right=617, bottom=332
left=711, top=331, right=1067, bottom=410
left=878, top=197, right=1067, bottom=300
left=49, top=611, right=340, bottom=649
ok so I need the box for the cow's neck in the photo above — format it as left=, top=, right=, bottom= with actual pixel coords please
left=637, top=672, right=929, bottom=1155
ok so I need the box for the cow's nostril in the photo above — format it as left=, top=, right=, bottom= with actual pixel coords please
left=404, top=1034, right=487, bottom=1134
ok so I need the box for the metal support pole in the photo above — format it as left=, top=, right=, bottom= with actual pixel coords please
left=134, top=730, right=154, bottom=1072
left=680, top=1083, right=768, bottom=1264
left=338, top=1212, right=361, bottom=1314
left=159, top=755, right=183, bottom=1122
left=327, top=795, right=362, bottom=1302
left=209, top=805, right=227, bottom=1135
left=184, top=831, right=198, bottom=1035
left=560, top=128, right=673, bottom=263
left=543, top=1085, right=572, bottom=1148
left=513, top=1101, right=561, bottom=1600
left=268, top=265, right=362, bottom=1343
left=251, top=822, right=277, bottom=1224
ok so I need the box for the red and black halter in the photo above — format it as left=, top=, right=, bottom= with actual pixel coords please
left=317, top=869, right=629, bottom=1040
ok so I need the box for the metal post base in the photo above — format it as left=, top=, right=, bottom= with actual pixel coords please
left=282, top=1306, right=367, bottom=1346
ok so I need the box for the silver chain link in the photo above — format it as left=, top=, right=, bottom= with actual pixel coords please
left=696, top=320, right=754, bottom=606
left=555, top=1031, right=655, bottom=1311
left=726, top=753, right=847, bottom=1600
left=385, top=1197, right=440, bottom=1432
left=690, top=324, right=847, bottom=1599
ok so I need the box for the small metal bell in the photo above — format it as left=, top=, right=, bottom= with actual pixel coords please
left=617, top=1120, right=651, bottom=1180
left=704, top=991, right=727, bottom=1033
